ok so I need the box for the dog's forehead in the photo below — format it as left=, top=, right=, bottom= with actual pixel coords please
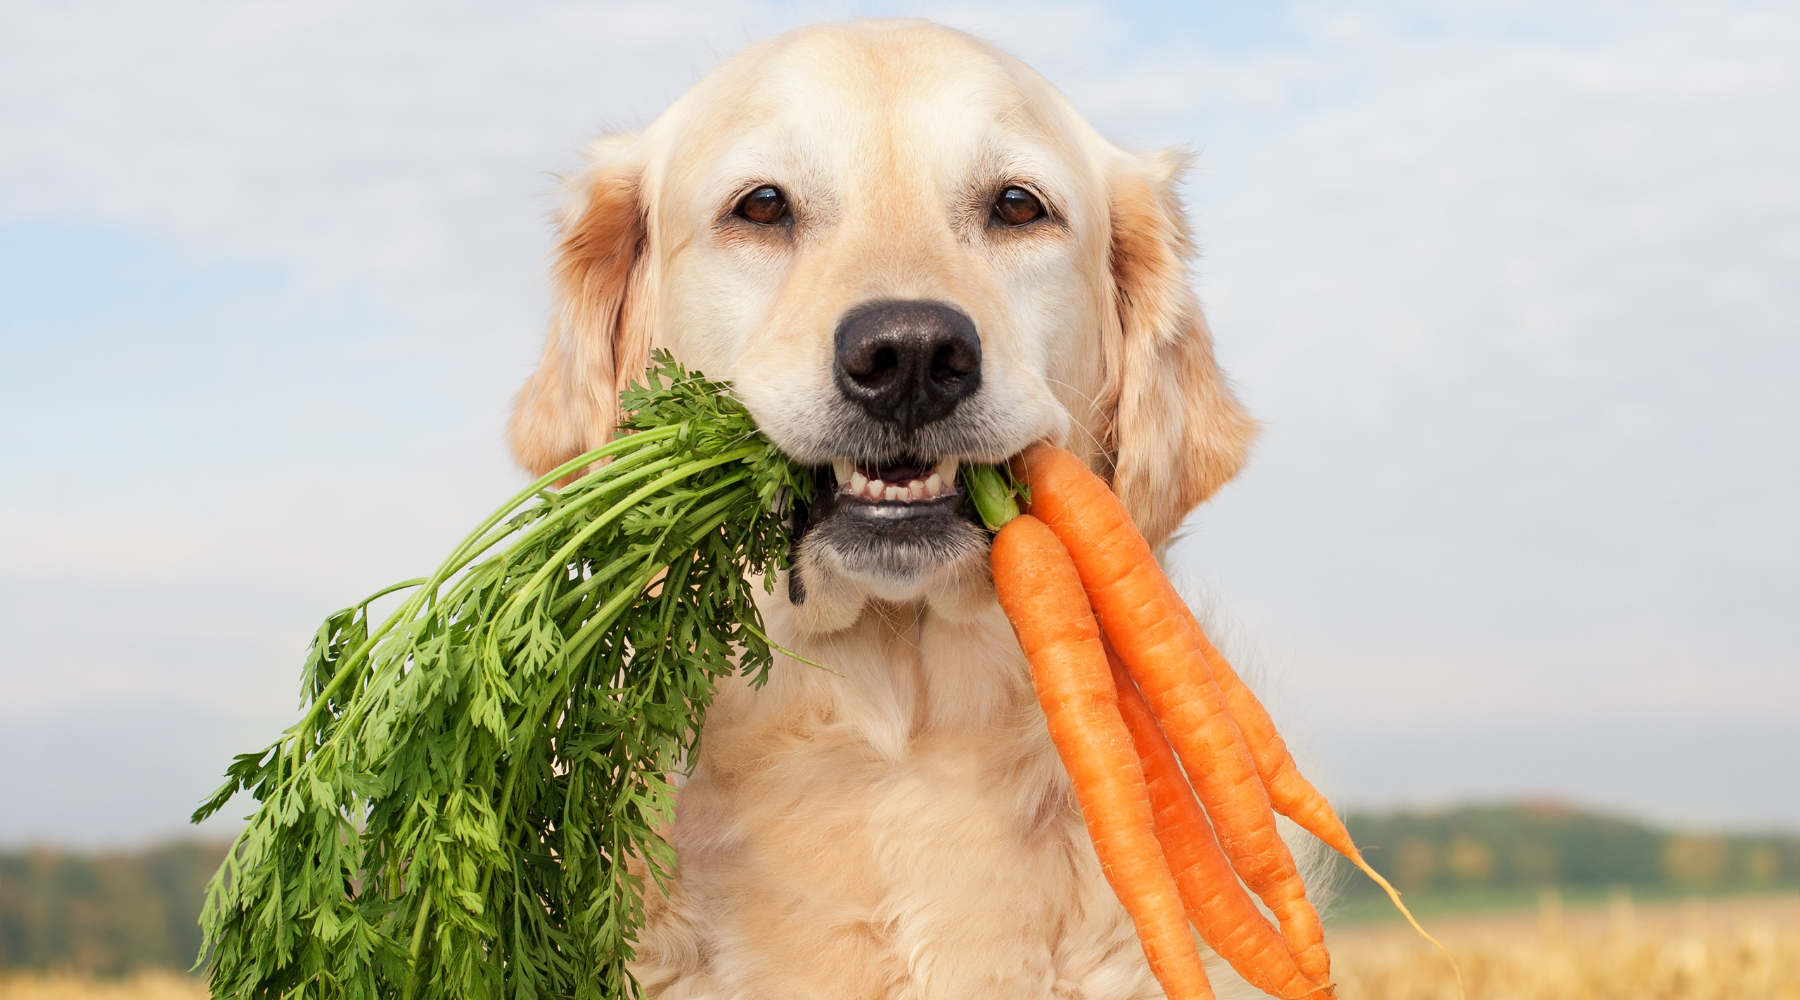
left=655, top=22, right=1091, bottom=200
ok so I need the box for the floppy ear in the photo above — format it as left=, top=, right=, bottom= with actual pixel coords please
left=1102, top=148, right=1258, bottom=549
left=509, top=136, right=654, bottom=477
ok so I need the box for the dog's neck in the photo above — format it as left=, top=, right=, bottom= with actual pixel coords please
left=751, top=572, right=1036, bottom=759
left=775, top=557, right=997, bottom=632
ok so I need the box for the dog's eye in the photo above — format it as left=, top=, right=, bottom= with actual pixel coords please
left=737, top=186, right=790, bottom=226
left=994, top=187, right=1044, bottom=226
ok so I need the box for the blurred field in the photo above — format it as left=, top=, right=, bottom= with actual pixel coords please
left=0, top=971, right=203, bottom=1000
left=2, top=894, right=1795, bottom=998
left=1331, top=890, right=1800, bottom=999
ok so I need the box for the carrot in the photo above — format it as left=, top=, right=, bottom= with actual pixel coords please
left=1172, top=602, right=1463, bottom=997
left=1017, top=443, right=1332, bottom=985
left=990, top=514, right=1215, bottom=1000
left=1107, top=643, right=1332, bottom=999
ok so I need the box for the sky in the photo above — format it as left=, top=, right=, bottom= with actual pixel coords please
left=1, top=0, right=1796, bottom=845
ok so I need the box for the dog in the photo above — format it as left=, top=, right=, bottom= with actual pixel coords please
left=508, top=19, right=1281, bottom=999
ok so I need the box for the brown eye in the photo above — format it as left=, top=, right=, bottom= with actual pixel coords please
left=994, top=186, right=1043, bottom=226
left=737, top=185, right=789, bottom=225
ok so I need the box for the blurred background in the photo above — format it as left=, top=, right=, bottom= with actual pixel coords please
left=2, top=0, right=1797, bottom=983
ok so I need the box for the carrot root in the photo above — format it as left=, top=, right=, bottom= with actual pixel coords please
left=1177, top=601, right=1464, bottom=999
left=991, top=515, right=1216, bottom=1000
left=1108, top=643, right=1332, bottom=1000
left=1346, top=851, right=1465, bottom=1000
left=1018, top=443, right=1332, bottom=985
left=1004, top=443, right=1463, bottom=1000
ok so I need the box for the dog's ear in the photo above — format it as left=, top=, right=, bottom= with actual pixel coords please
left=509, top=135, right=654, bottom=477
left=1101, top=148, right=1257, bottom=549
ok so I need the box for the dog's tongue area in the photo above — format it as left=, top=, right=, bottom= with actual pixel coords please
left=868, top=458, right=931, bottom=482
left=833, top=455, right=960, bottom=502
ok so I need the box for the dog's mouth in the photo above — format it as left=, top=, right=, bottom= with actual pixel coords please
left=827, top=456, right=962, bottom=505
left=789, top=452, right=989, bottom=602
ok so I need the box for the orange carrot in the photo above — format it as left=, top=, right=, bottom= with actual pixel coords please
left=1181, top=605, right=1360, bottom=860
left=1171, top=602, right=1462, bottom=996
left=1107, top=643, right=1331, bottom=999
left=990, top=514, right=1214, bottom=1000
left=1017, top=443, right=1332, bottom=985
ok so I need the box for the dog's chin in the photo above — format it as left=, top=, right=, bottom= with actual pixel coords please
left=793, top=456, right=992, bottom=608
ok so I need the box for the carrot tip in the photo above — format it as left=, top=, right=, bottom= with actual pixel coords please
left=1350, top=852, right=1465, bottom=1000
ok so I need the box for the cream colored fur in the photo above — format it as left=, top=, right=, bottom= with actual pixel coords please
left=509, top=19, right=1312, bottom=999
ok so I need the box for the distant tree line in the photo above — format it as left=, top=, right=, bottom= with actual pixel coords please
left=0, top=840, right=227, bottom=975
left=4, top=804, right=1799, bottom=972
left=1340, top=802, right=1800, bottom=896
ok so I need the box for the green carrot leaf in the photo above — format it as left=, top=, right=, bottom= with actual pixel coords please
left=195, top=351, right=814, bottom=1000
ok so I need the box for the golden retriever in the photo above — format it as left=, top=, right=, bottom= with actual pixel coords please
left=508, top=19, right=1278, bottom=1000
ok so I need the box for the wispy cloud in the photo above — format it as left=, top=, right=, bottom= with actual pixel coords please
left=1, top=1, right=1795, bottom=839
left=1171, top=2, right=1800, bottom=738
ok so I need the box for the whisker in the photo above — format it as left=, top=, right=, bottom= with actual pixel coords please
left=997, top=94, right=1034, bottom=127
left=1040, top=374, right=1104, bottom=412
left=1038, top=375, right=1111, bottom=456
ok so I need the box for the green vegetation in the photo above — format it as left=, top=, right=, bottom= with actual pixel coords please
left=1332, top=802, right=1800, bottom=923
left=190, top=354, right=816, bottom=1000
left=5, top=810, right=1798, bottom=971
left=0, top=841, right=226, bottom=975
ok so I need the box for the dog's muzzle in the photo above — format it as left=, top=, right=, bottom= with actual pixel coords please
left=788, top=300, right=991, bottom=602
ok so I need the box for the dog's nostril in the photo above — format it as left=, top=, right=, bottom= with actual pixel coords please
left=844, top=345, right=900, bottom=387
left=868, top=347, right=899, bottom=381
left=833, top=300, right=982, bottom=434
left=932, top=342, right=978, bottom=379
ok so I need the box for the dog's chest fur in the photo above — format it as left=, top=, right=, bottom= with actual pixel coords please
left=631, top=599, right=1169, bottom=1000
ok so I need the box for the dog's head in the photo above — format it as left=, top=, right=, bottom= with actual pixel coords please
left=510, top=20, right=1255, bottom=624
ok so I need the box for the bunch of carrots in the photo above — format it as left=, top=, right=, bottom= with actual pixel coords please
left=987, top=444, right=1455, bottom=1000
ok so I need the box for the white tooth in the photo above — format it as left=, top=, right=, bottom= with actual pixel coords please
left=908, top=480, right=926, bottom=500
left=933, top=456, right=959, bottom=485
left=832, top=459, right=854, bottom=484
left=849, top=471, right=867, bottom=495
left=925, top=472, right=943, bottom=497
left=867, top=479, right=885, bottom=499
left=885, top=485, right=905, bottom=501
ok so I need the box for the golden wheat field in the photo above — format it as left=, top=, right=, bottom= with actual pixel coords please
left=0, top=971, right=205, bottom=1000
left=1331, top=891, right=1800, bottom=999
left=2, top=893, right=1795, bottom=1000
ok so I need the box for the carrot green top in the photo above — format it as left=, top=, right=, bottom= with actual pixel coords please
left=193, top=353, right=818, bottom=1000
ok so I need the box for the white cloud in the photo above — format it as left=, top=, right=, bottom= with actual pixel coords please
left=0, top=0, right=1141, bottom=841
left=1168, top=3, right=1800, bottom=748
left=0, top=424, right=519, bottom=718
left=2, top=1, right=781, bottom=341
left=1, top=0, right=1796, bottom=834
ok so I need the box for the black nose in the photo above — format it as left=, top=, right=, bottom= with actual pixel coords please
left=834, top=300, right=981, bottom=434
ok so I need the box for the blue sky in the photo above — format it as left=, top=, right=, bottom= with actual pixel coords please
left=2, top=0, right=1796, bottom=844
